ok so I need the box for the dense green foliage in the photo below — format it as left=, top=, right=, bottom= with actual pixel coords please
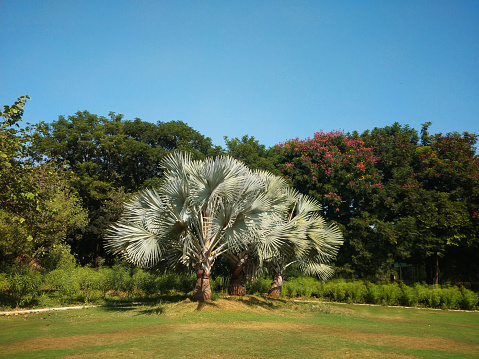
left=274, top=124, right=479, bottom=284
left=33, top=111, right=222, bottom=265
left=280, top=277, right=478, bottom=310
left=1, top=95, right=478, bottom=292
left=0, top=97, right=89, bottom=266
left=1, top=263, right=477, bottom=310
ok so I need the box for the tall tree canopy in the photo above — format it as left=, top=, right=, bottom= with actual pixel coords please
left=34, top=111, right=220, bottom=264
left=224, top=135, right=279, bottom=174
left=273, top=123, right=479, bottom=283
left=1, top=96, right=88, bottom=267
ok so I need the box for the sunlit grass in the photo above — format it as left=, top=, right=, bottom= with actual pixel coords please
left=1, top=296, right=478, bottom=359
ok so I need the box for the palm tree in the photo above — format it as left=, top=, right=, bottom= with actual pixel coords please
left=223, top=171, right=295, bottom=296
left=105, top=151, right=275, bottom=301
left=260, top=193, right=344, bottom=298
left=223, top=175, right=343, bottom=298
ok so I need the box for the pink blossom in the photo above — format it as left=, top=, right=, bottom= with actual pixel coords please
left=355, top=162, right=366, bottom=171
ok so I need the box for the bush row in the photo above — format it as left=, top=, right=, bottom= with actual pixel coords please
left=1, top=266, right=477, bottom=310
left=0, top=265, right=230, bottom=308
left=279, top=277, right=479, bottom=310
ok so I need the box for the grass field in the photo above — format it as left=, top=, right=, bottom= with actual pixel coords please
left=1, top=296, right=478, bottom=358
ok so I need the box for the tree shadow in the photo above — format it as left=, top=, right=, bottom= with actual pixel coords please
left=195, top=300, right=219, bottom=311
left=137, top=305, right=165, bottom=315
left=228, top=295, right=287, bottom=310
left=100, top=294, right=189, bottom=314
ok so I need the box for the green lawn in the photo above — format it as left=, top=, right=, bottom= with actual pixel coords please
left=1, top=296, right=478, bottom=358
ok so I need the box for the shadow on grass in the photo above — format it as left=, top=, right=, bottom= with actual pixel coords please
left=196, top=300, right=220, bottom=311
left=137, top=305, right=165, bottom=315
left=227, top=295, right=287, bottom=310
left=100, top=294, right=189, bottom=314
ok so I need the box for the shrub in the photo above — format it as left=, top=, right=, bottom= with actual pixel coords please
left=77, top=267, right=101, bottom=303
left=399, top=283, right=418, bottom=307
left=97, top=267, right=116, bottom=298
left=381, top=283, right=402, bottom=306
left=283, top=281, right=297, bottom=298
left=8, top=267, right=43, bottom=307
left=46, top=268, right=80, bottom=302
left=460, top=286, right=478, bottom=310
left=41, top=243, right=77, bottom=271
left=365, top=281, right=382, bottom=304
left=178, top=273, right=197, bottom=293
left=327, top=281, right=347, bottom=302
left=344, top=281, right=367, bottom=303
left=162, top=272, right=180, bottom=293
left=297, top=277, right=317, bottom=298
left=418, top=286, right=441, bottom=308
left=310, top=280, right=324, bottom=298
left=247, top=277, right=270, bottom=295
left=110, top=264, right=135, bottom=294
left=439, top=287, right=462, bottom=309
left=134, top=269, right=160, bottom=296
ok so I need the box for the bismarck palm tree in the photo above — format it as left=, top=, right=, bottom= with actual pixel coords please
left=223, top=171, right=295, bottom=296
left=260, top=193, right=344, bottom=298
left=105, top=151, right=275, bottom=301
left=223, top=173, right=343, bottom=298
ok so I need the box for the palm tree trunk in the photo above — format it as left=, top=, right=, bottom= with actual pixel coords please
left=228, top=262, right=246, bottom=296
left=193, top=268, right=212, bottom=301
left=268, top=273, right=283, bottom=298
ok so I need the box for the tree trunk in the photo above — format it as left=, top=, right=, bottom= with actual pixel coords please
left=268, top=273, right=283, bottom=298
left=193, top=269, right=212, bottom=301
left=433, top=252, right=440, bottom=285
left=228, top=262, right=246, bottom=296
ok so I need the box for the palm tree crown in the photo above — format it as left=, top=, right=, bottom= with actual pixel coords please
left=106, top=152, right=276, bottom=299
left=105, top=151, right=343, bottom=300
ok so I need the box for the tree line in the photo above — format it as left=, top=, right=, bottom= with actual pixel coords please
left=1, top=96, right=478, bottom=287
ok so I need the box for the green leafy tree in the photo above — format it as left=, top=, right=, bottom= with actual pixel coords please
left=35, top=112, right=219, bottom=265
left=352, top=123, right=421, bottom=278
left=272, top=131, right=383, bottom=278
left=409, top=128, right=479, bottom=284
left=224, top=135, right=279, bottom=174
left=1, top=95, right=39, bottom=216
left=358, top=123, right=478, bottom=283
left=0, top=96, right=88, bottom=267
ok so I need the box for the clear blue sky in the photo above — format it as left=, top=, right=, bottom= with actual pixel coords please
left=1, top=0, right=478, bottom=148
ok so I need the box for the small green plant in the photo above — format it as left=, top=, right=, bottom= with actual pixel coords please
left=399, top=283, right=418, bottom=307
left=381, top=283, right=402, bottom=306
left=344, top=281, right=367, bottom=303
left=365, top=281, right=383, bottom=304
left=46, top=268, right=81, bottom=303
left=135, top=269, right=160, bottom=296
left=7, top=266, right=43, bottom=307
left=247, top=277, right=270, bottom=295
left=460, top=286, right=479, bottom=310
left=439, top=287, right=462, bottom=309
